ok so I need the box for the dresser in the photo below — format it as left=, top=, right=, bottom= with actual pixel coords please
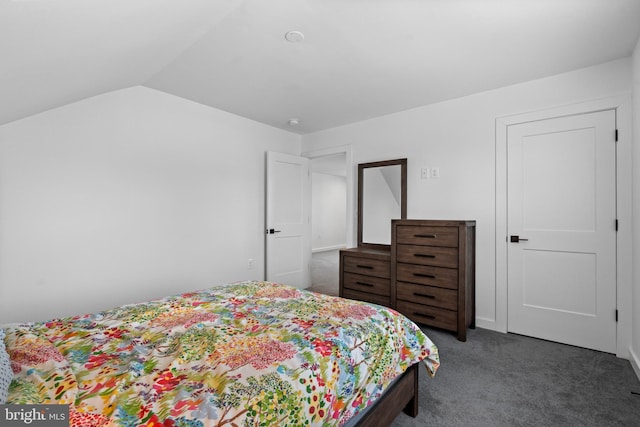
left=391, top=219, right=476, bottom=341
left=339, top=247, right=391, bottom=307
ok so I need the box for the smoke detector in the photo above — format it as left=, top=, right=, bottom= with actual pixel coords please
left=284, top=31, right=305, bottom=43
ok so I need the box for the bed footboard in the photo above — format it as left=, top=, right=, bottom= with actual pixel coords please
left=355, top=362, right=420, bottom=426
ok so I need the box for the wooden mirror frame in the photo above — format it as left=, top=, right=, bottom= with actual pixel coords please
left=357, top=158, right=407, bottom=249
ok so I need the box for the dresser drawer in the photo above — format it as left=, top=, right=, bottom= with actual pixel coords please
left=343, top=255, right=390, bottom=278
left=342, top=289, right=390, bottom=307
left=396, top=300, right=457, bottom=331
left=343, top=272, right=390, bottom=296
left=396, top=263, right=458, bottom=289
left=396, top=282, right=457, bottom=310
left=395, top=225, right=458, bottom=247
left=396, top=244, right=458, bottom=268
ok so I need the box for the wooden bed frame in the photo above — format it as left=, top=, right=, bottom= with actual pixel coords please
left=354, top=362, right=420, bottom=426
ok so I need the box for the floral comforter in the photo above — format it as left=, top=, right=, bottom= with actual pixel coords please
left=4, top=281, right=439, bottom=427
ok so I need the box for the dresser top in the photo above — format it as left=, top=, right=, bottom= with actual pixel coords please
left=392, top=219, right=476, bottom=226
left=340, top=246, right=391, bottom=260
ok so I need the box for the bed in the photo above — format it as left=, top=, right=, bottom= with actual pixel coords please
left=0, top=281, right=439, bottom=426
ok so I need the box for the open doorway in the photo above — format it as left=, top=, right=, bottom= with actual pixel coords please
left=302, top=146, right=353, bottom=296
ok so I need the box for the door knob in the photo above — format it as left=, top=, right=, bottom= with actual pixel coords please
left=510, top=235, right=529, bottom=242
left=266, top=229, right=282, bottom=234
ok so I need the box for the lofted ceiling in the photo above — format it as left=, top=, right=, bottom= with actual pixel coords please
left=2, top=0, right=640, bottom=134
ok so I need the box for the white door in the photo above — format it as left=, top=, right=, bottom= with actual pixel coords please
left=265, top=151, right=311, bottom=288
left=507, top=110, right=617, bottom=353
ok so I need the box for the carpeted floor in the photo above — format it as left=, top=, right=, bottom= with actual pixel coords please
left=308, top=249, right=340, bottom=296
left=392, top=327, right=640, bottom=427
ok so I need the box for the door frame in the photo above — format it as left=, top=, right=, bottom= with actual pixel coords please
left=301, top=145, right=354, bottom=249
left=495, top=95, right=632, bottom=358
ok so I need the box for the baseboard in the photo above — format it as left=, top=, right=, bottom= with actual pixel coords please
left=629, top=346, right=640, bottom=382
left=475, top=317, right=507, bottom=333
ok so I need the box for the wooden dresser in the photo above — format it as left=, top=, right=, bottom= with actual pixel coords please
left=339, top=247, right=391, bottom=307
left=391, top=219, right=476, bottom=341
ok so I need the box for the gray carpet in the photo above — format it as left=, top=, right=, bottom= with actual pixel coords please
left=309, top=249, right=340, bottom=296
left=392, top=327, right=640, bottom=427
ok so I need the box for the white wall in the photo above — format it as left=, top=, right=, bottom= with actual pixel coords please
left=631, top=38, right=640, bottom=376
left=311, top=172, right=346, bottom=251
left=302, top=58, right=633, bottom=336
left=0, top=86, right=300, bottom=323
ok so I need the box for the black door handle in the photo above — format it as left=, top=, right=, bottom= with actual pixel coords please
left=266, top=229, right=282, bottom=234
left=510, top=235, right=529, bottom=242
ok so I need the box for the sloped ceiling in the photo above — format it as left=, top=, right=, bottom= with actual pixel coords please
left=3, top=0, right=640, bottom=134
left=0, top=0, right=238, bottom=126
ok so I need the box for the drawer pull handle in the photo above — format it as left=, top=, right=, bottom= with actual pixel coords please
left=413, top=273, right=436, bottom=279
left=356, top=281, right=374, bottom=287
left=414, top=254, right=436, bottom=258
left=414, top=293, right=435, bottom=299
left=414, top=312, right=436, bottom=320
left=415, top=234, right=437, bottom=239
left=356, top=265, right=374, bottom=269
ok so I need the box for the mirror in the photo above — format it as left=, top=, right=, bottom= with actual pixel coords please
left=358, top=159, right=407, bottom=248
